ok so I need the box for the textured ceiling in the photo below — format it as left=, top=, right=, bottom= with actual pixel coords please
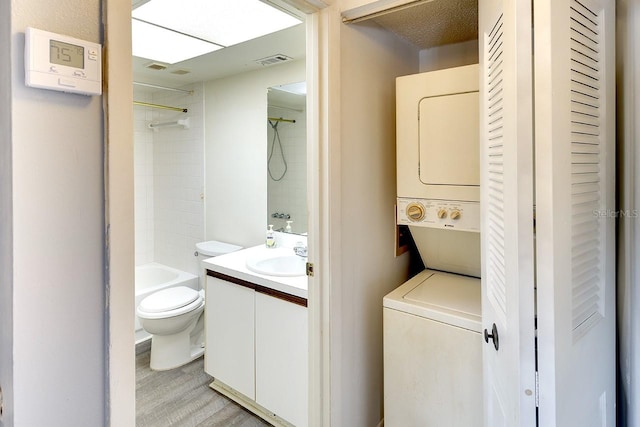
left=369, top=0, right=478, bottom=49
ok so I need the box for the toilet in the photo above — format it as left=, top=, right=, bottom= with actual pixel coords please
left=194, top=240, right=243, bottom=289
left=136, top=240, right=242, bottom=371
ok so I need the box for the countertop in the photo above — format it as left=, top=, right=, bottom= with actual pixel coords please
left=203, top=244, right=308, bottom=299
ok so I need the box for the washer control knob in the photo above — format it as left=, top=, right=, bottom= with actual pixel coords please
left=406, top=203, right=426, bottom=222
left=437, top=208, right=448, bottom=219
left=450, top=209, right=461, bottom=220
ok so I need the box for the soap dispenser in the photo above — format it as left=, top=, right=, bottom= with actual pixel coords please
left=285, top=220, right=293, bottom=233
left=266, top=224, right=276, bottom=248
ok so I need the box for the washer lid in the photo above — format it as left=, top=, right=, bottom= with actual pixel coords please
left=403, top=272, right=480, bottom=318
left=383, top=269, right=481, bottom=332
left=139, top=286, right=201, bottom=313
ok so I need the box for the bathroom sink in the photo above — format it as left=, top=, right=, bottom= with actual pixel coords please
left=246, top=253, right=307, bottom=277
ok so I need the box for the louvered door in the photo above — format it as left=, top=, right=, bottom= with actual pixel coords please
left=479, top=0, right=536, bottom=425
left=534, top=0, right=616, bottom=425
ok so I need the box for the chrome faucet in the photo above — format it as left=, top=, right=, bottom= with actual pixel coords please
left=293, top=242, right=308, bottom=258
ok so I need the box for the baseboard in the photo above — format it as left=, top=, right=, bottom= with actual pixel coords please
left=377, top=419, right=384, bottom=427
left=209, top=379, right=295, bottom=427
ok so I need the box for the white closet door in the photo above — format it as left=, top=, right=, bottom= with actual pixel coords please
left=479, top=0, right=537, bottom=425
left=534, top=0, right=616, bottom=425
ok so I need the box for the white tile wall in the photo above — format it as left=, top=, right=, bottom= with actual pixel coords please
left=134, top=89, right=155, bottom=266
left=133, top=83, right=205, bottom=275
left=267, top=105, right=307, bottom=235
left=152, top=82, right=205, bottom=276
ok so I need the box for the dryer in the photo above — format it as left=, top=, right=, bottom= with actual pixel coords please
left=396, top=64, right=480, bottom=203
left=395, top=63, right=481, bottom=277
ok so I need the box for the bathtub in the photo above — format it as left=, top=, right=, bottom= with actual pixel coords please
left=135, top=262, right=199, bottom=344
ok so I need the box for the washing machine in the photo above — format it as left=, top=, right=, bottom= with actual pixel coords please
left=383, top=269, right=482, bottom=427
left=384, top=64, right=483, bottom=426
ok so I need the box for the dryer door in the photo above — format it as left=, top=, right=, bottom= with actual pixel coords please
left=419, top=91, right=480, bottom=188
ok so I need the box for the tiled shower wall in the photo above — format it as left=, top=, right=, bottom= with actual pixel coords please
left=133, top=82, right=205, bottom=276
left=267, top=105, right=307, bottom=234
left=134, top=89, right=155, bottom=265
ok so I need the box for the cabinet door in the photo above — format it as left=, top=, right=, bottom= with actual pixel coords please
left=255, top=293, right=308, bottom=427
left=205, top=276, right=255, bottom=399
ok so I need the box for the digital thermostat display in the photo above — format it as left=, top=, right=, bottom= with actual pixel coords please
left=25, top=27, right=101, bottom=96
left=50, top=39, right=84, bottom=69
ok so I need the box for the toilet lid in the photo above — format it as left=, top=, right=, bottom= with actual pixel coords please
left=196, top=240, right=243, bottom=257
left=139, top=286, right=201, bottom=313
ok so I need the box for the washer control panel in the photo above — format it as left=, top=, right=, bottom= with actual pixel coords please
left=397, top=198, right=479, bottom=232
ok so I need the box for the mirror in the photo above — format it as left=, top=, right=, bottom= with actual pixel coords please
left=267, top=82, right=307, bottom=235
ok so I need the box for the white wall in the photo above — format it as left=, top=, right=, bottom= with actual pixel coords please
left=419, top=39, right=479, bottom=72
left=616, top=0, right=640, bottom=425
left=0, top=0, right=13, bottom=423
left=2, top=1, right=105, bottom=425
left=328, top=13, right=417, bottom=426
left=267, top=104, right=307, bottom=234
left=204, top=60, right=305, bottom=249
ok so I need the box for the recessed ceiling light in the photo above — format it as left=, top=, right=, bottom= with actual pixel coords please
left=132, top=0, right=302, bottom=48
left=132, top=19, right=223, bottom=64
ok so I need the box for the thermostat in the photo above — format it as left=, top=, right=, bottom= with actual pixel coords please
left=25, top=27, right=102, bottom=96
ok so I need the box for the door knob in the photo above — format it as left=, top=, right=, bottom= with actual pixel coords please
left=484, top=323, right=499, bottom=351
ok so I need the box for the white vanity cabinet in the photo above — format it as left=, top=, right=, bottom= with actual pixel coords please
left=205, top=275, right=256, bottom=399
left=255, top=292, right=308, bottom=427
left=205, top=271, right=308, bottom=427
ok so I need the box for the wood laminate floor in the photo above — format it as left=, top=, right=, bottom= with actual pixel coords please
left=136, top=340, right=272, bottom=427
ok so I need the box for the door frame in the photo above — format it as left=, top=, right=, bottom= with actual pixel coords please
left=103, top=0, right=136, bottom=424
left=103, top=0, right=329, bottom=425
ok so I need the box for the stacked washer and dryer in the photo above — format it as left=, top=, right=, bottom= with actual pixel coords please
left=384, top=64, right=483, bottom=426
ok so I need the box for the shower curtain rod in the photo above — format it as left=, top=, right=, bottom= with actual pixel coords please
left=133, top=81, right=194, bottom=94
left=268, top=116, right=296, bottom=123
left=133, top=101, right=188, bottom=113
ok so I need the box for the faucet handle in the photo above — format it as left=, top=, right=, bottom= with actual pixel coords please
left=293, top=241, right=308, bottom=257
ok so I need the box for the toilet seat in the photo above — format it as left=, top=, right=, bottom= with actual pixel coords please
left=137, top=286, right=204, bottom=320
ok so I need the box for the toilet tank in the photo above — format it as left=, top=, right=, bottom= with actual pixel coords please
left=195, top=240, right=243, bottom=288
left=196, top=240, right=243, bottom=258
